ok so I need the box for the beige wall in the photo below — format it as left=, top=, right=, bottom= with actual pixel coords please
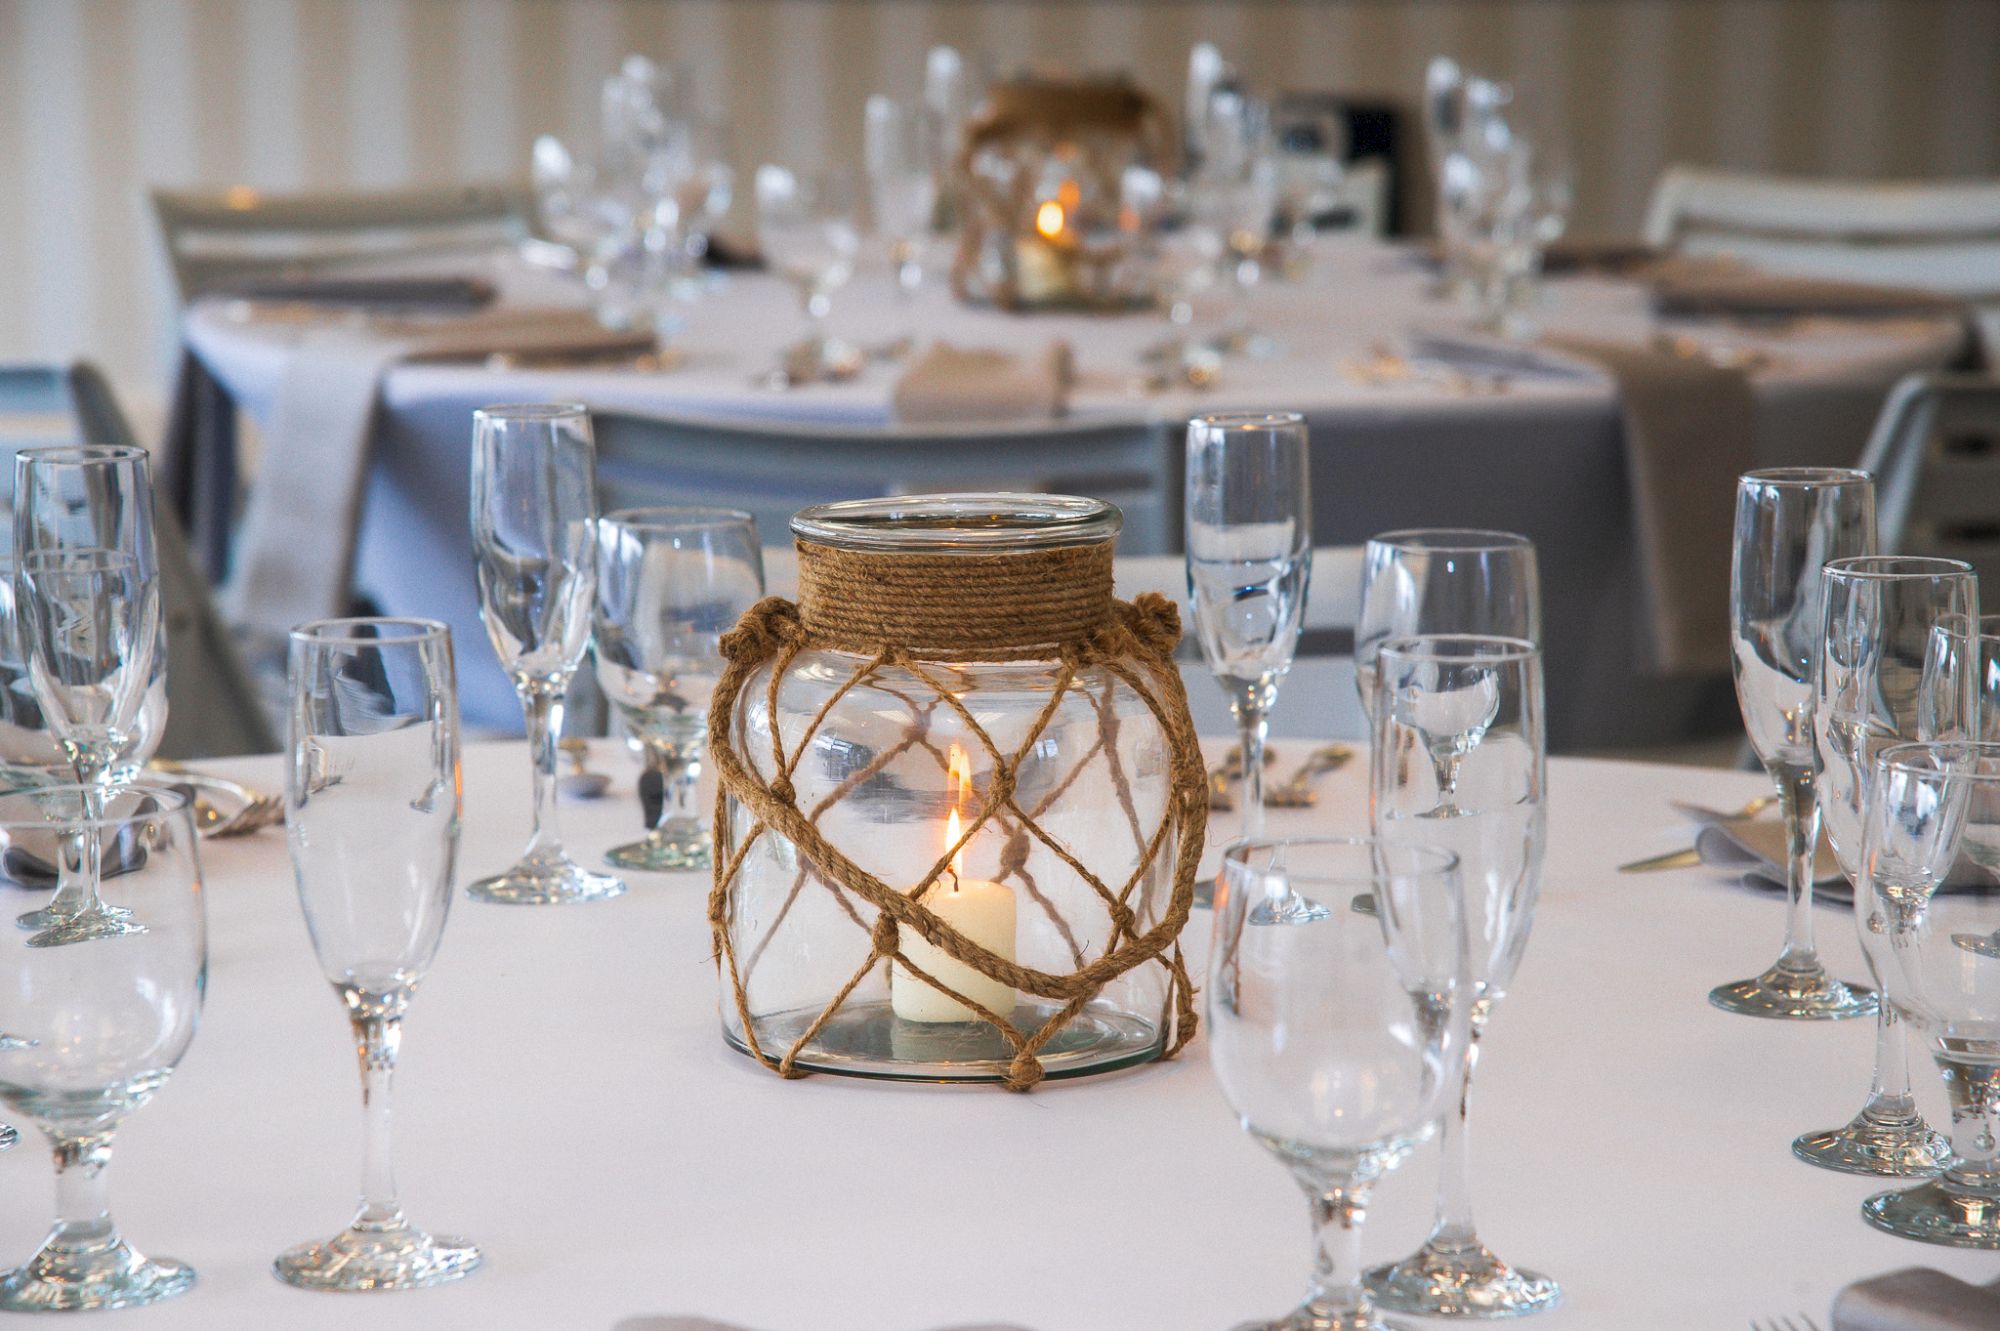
left=3, top=0, right=1997, bottom=401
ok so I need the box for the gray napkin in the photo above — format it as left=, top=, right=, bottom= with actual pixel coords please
left=1833, top=1266, right=2000, bottom=1331
left=212, top=275, right=496, bottom=311
left=1696, top=818, right=1844, bottom=893
left=1650, top=261, right=1966, bottom=320
left=225, top=308, right=653, bottom=639
left=891, top=341, right=1074, bottom=424
left=1541, top=333, right=1753, bottom=676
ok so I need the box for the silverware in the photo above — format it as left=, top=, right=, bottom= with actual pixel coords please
left=1265, top=744, right=1355, bottom=809
left=1618, top=846, right=1704, bottom=874
left=1670, top=793, right=1779, bottom=824
left=208, top=791, right=285, bottom=838
left=148, top=762, right=283, bottom=838
left=1206, top=745, right=1275, bottom=811
left=1749, top=1314, right=1822, bottom=1331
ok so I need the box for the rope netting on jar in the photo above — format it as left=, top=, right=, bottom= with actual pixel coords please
left=705, top=539, right=1207, bottom=1091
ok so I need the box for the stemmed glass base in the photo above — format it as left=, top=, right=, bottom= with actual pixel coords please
left=1793, top=1107, right=1950, bottom=1177
left=0, top=1235, right=193, bottom=1311
left=1366, top=1242, right=1562, bottom=1319
left=467, top=852, right=624, bottom=906
left=1231, top=1310, right=1386, bottom=1331
left=1861, top=1178, right=2000, bottom=1248
left=18, top=901, right=143, bottom=948
left=606, top=827, right=710, bottom=872
left=274, top=1216, right=483, bottom=1291
left=1708, top=961, right=1876, bottom=1020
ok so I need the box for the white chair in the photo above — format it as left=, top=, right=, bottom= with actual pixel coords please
left=150, top=180, right=535, bottom=303
left=0, top=362, right=276, bottom=757
left=1859, top=372, right=2000, bottom=586
left=1642, top=165, right=2000, bottom=298
left=593, top=412, right=1182, bottom=556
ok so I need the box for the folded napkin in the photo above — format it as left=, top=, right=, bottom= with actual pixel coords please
left=1696, top=818, right=1843, bottom=894
left=1833, top=1266, right=2000, bottom=1331
left=1650, top=260, right=1965, bottom=321
left=890, top=341, right=1074, bottom=425
left=0, top=820, right=152, bottom=890
left=211, top=275, right=497, bottom=312
left=1540, top=333, right=1753, bottom=676
left=225, top=308, right=654, bottom=641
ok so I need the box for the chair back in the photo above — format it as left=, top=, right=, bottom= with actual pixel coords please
left=0, top=363, right=277, bottom=756
left=1860, top=373, right=2000, bottom=588
left=150, top=181, right=535, bottom=302
left=592, top=412, right=1181, bottom=555
left=1643, top=166, right=2000, bottom=296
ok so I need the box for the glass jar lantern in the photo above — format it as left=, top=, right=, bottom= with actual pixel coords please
left=707, top=495, right=1205, bottom=1089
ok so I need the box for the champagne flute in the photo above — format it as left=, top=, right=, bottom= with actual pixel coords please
left=864, top=94, right=938, bottom=335
left=1857, top=741, right=2000, bottom=1246
left=1355, top=529, right=1541, bottom=724
left=11, top=445, right=169, bottom=945
left=1795, top=556, right=1975, bottom=1176
left=1185, top=412, right=1311, bottom=860
left=755, top=165, right=862, bottom=382
left=1920, top=613, right=2000, bottom=742
left=593, top=507, right=763, bottom=871
left=0, top=783, right=205, bottom=1311
left=468, top=405, right=625, bottom=906
left=1366, top=635, right=1559, bottom=1318
left=1210, top=836, right=1472, bottom=1331
left=275, top=617, right=483, bottom=1290
left=1712, top=468, right=1878, bottom=1019
left=1189, top=92, right=1279, bottom=358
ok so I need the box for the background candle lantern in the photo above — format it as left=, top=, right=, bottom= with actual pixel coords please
left=708, top=494, right=1206, bottom=1089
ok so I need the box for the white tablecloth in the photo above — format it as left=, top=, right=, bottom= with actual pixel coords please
left=179, top=246, right=1968, bottom=745
left=6, top=739, right=1992, bottom=1329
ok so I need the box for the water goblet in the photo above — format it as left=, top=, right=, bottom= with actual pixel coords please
left=275, top=617, right=483, bottom=1290
left=0, top=783, right=204, bottom=1311
left=1210, top=836, right=1472, bottom=1331
left=1185, top=412, right=1311, bottom=855
left=1857, top=741, right=2000, bottom=1246
left=1794, top=556, right=1975, bottom=1176
left=1354, top=529, right=1540, bottom=723
left=755, top=165, right=861, bottom=382
left=468, top=405, right=625, bottom=906
left=593, top=507, right=763, bottom=871
left=11, top=444, right=169, bottom=945
left=1712, top=467, right=1878, bottom=1019
left=1365, top=634, right=1559, bottom=1318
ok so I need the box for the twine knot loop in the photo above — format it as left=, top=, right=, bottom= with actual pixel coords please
left=720, top=597, right=803, bottom=662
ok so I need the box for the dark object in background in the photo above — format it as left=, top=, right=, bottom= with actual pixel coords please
left=1274, top=92, right=1404, bottom=235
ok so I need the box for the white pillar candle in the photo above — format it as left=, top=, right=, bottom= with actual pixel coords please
left=893, top=872, right=1018, bottom=1023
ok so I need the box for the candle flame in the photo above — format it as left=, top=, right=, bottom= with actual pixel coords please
left=1034, top=200, right=1066, bottom=240
left=944, top=744, right=973, bottom=880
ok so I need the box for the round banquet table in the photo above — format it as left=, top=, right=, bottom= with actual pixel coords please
left=177, top=243, right=1970, bottom=745
left=5, top=738, right=1993, bottom=1330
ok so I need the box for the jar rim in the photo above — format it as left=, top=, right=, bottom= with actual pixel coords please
left=790, top=493, right=1122, bottom=552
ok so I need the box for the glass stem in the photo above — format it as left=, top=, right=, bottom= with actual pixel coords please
left=1238, top=707, right=1268, bottom=845
left=1429, top=1022, right=1484, bottom=1254
left=1772, top=760, right=1821, bottom=976
left=1301, top=1175, right=1372, bottom=1325
left=1937, top=1055, right=2000, bottom=1193
left=521, top=682, right=568, bottom=862
left=45, top=1125, right=120, bottom=1261
left=351, top=1011, right=405, bottom=1231
left=46, top=766, right=108, bottom=919
left=1858, top=1000, right=1921, bottom=1125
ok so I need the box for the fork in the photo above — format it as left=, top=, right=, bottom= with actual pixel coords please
left=1206, top=745, right=1274, bottom=811
left=1750, top=1313, right=1824, bottom=1331
left=1672, top=793, right=1779, bottom=824
left=207, top=792, right=285, bottom=839
left=1265, top=744, right=1356, bottom=808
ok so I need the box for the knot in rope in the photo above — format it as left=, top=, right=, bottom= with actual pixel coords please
left=1121, top=592, right=1183, bottom=657
left=720, top=597, right=803, bottom=662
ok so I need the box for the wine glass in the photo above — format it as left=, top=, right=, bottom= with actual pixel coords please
left=0, top=783, right=205, bottom=1311
left=468, top=405, right=625, bottom=906
left=1857, top=741, right=2000, bottom=1246
left=1713, top=467, right=1878, bottom=1019
left=1355, top=529, right=1541, bottom=722
left=1365, top=634, right=1559, bottom=1318
left=0, top=553, right=72, bottom=784
left=11, top=444, right=169, bottom=945
left=864, top=94, right=938, bottom=334
left=1185, top=412, right=1311, bottom=856
left=755, top=165, right=862, bottom=382
left=593, top=507, right=763, bottom=871
left=275, top=617, right=483, bottom=1291
left=1794, top=556, right=1976, bottom=1176
left=1210, top=836, right=1472, bottom=1331
left=1920, top=613, right=2000, bottom=742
